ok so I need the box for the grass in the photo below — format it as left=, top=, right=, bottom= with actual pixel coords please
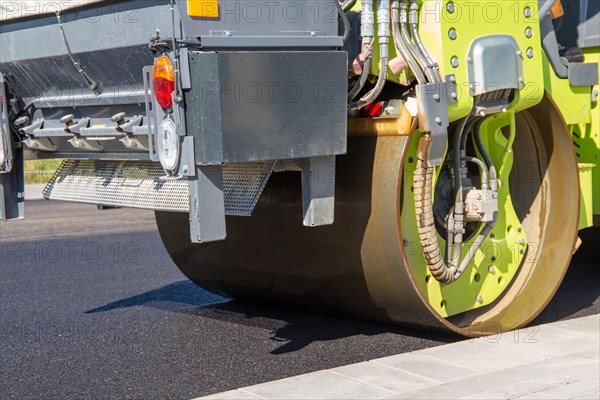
left=24, top=159, right=62, bottom=184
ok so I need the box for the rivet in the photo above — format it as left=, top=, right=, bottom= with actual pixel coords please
left=476, top=295, right=483, bottom=303
left=451, top=57, right=459, bottom=68
left=526, top=48, right=535, bottom=58
left=435, top=117, right=443, bottom=125
left=488, top=266, right=495, bottom=274
left=524, top=7, right=532, bottom=18
left=446, top=2, right=455, bottom=14
left=525, top=27, right=533, bottom=38
left=448, top=28, right=457, bottom=40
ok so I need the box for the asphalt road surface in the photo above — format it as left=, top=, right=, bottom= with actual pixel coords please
left=1, top=201, right=598, bottom=399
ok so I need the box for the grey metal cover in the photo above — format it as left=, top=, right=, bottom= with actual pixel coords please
left=43, top=159, right=274, bottom=216
left=186, top=51, right=348, bottom=164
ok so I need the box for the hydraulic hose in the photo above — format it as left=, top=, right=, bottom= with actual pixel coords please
left=335, top=0, right=351, bottom=43
left=408, top=0, right=441, bottom=83
left=349, top=0, right=375, bottom=101
left=348, top=56, right=373, bottom=100
left=391, top=0, right=426, bottom=84
left=341, top=0, right=358, bottom=12
left=350, top=0, right=390, bottom=109
left=399, top=1, right=433, bottom=82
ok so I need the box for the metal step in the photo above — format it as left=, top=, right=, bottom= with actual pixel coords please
left=43, top=160, right=274, bottom=216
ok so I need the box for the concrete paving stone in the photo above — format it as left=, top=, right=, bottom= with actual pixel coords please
left=242, top=371, right=395, bottom=399
left=372, top=352, right=481, bottom=384
left=203, top=389, right=264, bottom=399
left=416, top=338, right=548, bottom=373
left=570, top=390, right=600, bottom=400
left=550, top=315, right=599, bottom=338
left=506, top=325, right=598, bottom=358
left=330, top=361, right=436, bottom=394
left=526, top=379, right=600, bottom=399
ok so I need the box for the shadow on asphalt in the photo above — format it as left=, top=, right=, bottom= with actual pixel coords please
left=86, top=280, right=460, bottom=353
left=86, top=228, right=598, bottom=353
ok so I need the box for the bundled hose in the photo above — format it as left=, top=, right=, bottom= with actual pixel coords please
left=391, top=0, right=426, bottom=84
left=408, top=0, right=441, bottom=83
left=399, top=1, right=432, bottom=82
left=350, top=0, right=390, bottom=109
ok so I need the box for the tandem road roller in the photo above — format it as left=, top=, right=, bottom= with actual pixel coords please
left=1, top=0, right=599, bottom=336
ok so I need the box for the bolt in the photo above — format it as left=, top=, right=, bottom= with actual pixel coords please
left=476, top=295, right=483, bottom=303
left=451, top=92, right=458, bottom=100
left=518, top=238, right=525, bottom=245
left=525, top=27, right=533, bottom=38
left=310, top=31, right=316, bottom=37
left=435, top=117, right=443, bottom=125
left=524, top=7, right=532, bottom=18
left=451, top=57, right=459, bottom=68
left=225, top=31, right=231, bottom=36
left=516, top=50, right=523, bottom=58
left=488, top=266, right=496, bottom=274
left=448, top=28, right=457, bottom=40
left=526, top=48, right=534, bottom=58
left=384, top=106, right=395, bottom=115
left=176, top=95, right=183, bottom=103
left=467, top=56, right=473, bottom=63
left=433, top=94, right=441, bottom=101
left=446, top=2, right=455, bottom=14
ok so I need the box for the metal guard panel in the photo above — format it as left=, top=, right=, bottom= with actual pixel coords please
left=186, top=51, right=348, bottom=164
left=468, top=35, right=524, bottom=97
left=43, top=160, right=274, bottom=216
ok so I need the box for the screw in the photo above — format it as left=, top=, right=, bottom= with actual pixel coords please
left=525, top=27, right=533, bottom=38
left=526, top=48, right=534, bottom=58
left=476, top=295, right=483, bottom=303
left=435, top=117, right=442, bottom=125
left=524, top=7, right=531, bottom=18
left=488, top=266, right=495, bottom=274
left=446, top=2, right=455, bottom=14
left=433, top=94, right=441, bottom=101
left=448, top=28, right=457, bottom=40
left=451, top=57, right=459, bottom=68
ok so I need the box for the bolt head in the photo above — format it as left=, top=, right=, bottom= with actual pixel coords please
left=476, top=295, right=483, bottom=303
left=435, top=117, right=443, bottom=125
left=524, top=7, right=532, bottom=18
left=446, top=2, right=455, bottom=14
left=525, top=27, right=533, bottom=38
left=448, top=29, right=457, bottom=40
left=526, top=48, right=535, bottom=58
left=488, top=266, right=495, bottom=274
left=450, top=57, right=459, bottom=68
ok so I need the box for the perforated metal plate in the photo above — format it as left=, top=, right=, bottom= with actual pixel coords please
left=43, top=160, right=274, bottom=216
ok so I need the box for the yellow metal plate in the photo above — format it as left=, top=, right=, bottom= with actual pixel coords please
left=188, top=0, right=219, bottom=18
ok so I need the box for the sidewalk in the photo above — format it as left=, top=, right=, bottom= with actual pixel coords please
left=25, top=184, right=46, bottom=201
left=200, top=314, right=599, bottom=400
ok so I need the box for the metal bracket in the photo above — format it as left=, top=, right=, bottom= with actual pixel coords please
left=188, top=164, right=226, bottom=243
left=416, top=76, right=457, bottom=166
left=0, top=146, right=24, bottom=221
left=300, top=155, right=336, bottom=227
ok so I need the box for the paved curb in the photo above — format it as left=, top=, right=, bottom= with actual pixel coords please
left=199, top=314, right=599, bottom=400
left=24, top=184, right=46, bottom=201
